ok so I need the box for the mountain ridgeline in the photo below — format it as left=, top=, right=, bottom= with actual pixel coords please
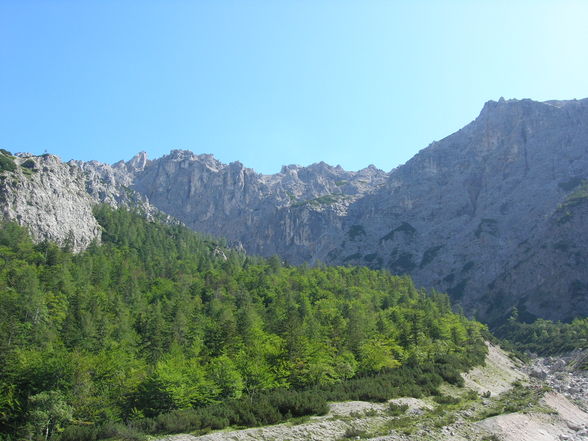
left=1, top=98, right=588, bottom=324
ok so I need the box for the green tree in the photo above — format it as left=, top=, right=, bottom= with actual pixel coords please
left=26, top=390, right=73, bottom=441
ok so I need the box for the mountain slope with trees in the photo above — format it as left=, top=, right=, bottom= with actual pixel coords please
left=0, top=206, right=487, bottom=440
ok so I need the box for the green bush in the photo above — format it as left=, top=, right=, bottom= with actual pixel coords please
left=58, top=425, right=97, bottom=441
left=433, top=395, right=460, bottom=405
left=496, top=314, right=588, bottom=356
left=96, top=423, right=145, bottom=441
left=387, top=402, right=409, bottom=416
left=21, top=159, right=37, bottom=170
left=0, top=154, right=16, bottom=172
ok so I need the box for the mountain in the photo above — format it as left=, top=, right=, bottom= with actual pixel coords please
left=334, top=98, right=588, bottom=324
left=1, top=97, right=587, bottom=323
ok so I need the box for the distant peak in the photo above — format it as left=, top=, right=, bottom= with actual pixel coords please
left=168, top=149, right=195, bottom=160
left=479, top=97, right=587, bottom=117
left=308, top=161, right=333, bottom=171
left=477, top=97, right=556, bottom=119
left=543, top=98, right=588, bottom=108
left=127, top=151, right=149, bottom=172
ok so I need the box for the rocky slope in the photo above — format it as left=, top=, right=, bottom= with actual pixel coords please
left=527, top=350, right=588, bottom=411
left=1, top=97, right=587, bottom=322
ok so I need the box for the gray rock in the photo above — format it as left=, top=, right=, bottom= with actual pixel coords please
left=531, top=368, right=548, bottom=380
left=0, top=153, right=159, bottom=251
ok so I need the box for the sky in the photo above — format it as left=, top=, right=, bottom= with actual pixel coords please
left=1, top=1, right=588, bottom=174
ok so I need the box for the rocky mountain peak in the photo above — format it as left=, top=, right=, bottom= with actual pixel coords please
left=126, top=151, right=149, bottom=172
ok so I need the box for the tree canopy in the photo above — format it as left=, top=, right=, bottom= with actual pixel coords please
left=0, top=206, right=487, bottom=440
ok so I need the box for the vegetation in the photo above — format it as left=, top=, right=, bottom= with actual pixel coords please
left=0, top=206, right=487, bottom=440
left=291, top=193, right=348, bottom=207
left=496, top=309, right=588, bottom=356
left=386, top=402, right=408, bottom=416
left=472, top=381, right=551, bottom=420
left=20, top=159, right=38, bottom=177
left=561, top=180, right=588, bottom=207
left=347, top=225, right=366, bottom=241
left=0, top=150, right=16, bottom=173
left=557, top=180, right=588, bottom=224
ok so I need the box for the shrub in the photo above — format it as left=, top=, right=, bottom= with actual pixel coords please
left=433, top=395, right=460, bottom=405
left=387, top=402, right=409, bottom=416
left=96, top=422, right=146, bottom=441
left=21, top=159, right=37, bottom=170
left=154, top=410, right=200, bottom=434
left=0, top=154, right=16, bottom=172
left=58, top=425, right=97, bottom=441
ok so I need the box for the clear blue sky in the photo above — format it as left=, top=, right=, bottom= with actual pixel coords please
left=1, top=1, right=587, bottom=174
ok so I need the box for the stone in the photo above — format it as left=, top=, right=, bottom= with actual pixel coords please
left=531, top=368, right=548, bottom=380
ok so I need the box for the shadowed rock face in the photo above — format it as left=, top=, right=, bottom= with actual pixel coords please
left=2, top=98, right=588, bottom=323
left=334, top=98, right=588, bottom=323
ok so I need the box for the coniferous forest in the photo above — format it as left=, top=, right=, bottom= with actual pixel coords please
left=0, top=206, right=488, bottom=440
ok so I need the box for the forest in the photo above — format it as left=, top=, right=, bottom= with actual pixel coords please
left=495, top=309, right=588, bottom=357
left=0, top=206, right=488, bottom=440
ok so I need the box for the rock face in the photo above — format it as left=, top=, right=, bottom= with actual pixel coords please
left=0, top=154, right=101, bottom=252
left=0, top=153, right=154, bottom=251
left=1, top=97, right=588, bottom=323
left=131, top=150, right=388, bottom=261
left=332, top=98, right=588, bottom=323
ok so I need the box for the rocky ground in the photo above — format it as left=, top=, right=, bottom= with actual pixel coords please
left=155, top=344, right=588, bottom=441
left=526, top=350, right=588, bottom=412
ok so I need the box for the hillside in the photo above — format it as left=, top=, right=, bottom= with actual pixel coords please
left=0, top=207, right=487, bottom=440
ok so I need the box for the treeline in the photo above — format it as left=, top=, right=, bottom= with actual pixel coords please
left=496, top=309, right=588, bottom=356
left=0, top=206, right=487, bottom=440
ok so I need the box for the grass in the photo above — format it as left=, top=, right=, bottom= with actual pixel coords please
left=377, top=415, right=420, bottom=435
left=340, top=427, right=370, bottom=439
left=291, top=194, right=349, bottom=207
left=471, top=381, right=550, bottom=420
left=287, top=415, right=312, bottom=426
left=557, top=180, right=588, bottom=223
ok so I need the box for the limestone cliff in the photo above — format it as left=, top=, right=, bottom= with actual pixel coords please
left=0, top=152, right=154, bottom=251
